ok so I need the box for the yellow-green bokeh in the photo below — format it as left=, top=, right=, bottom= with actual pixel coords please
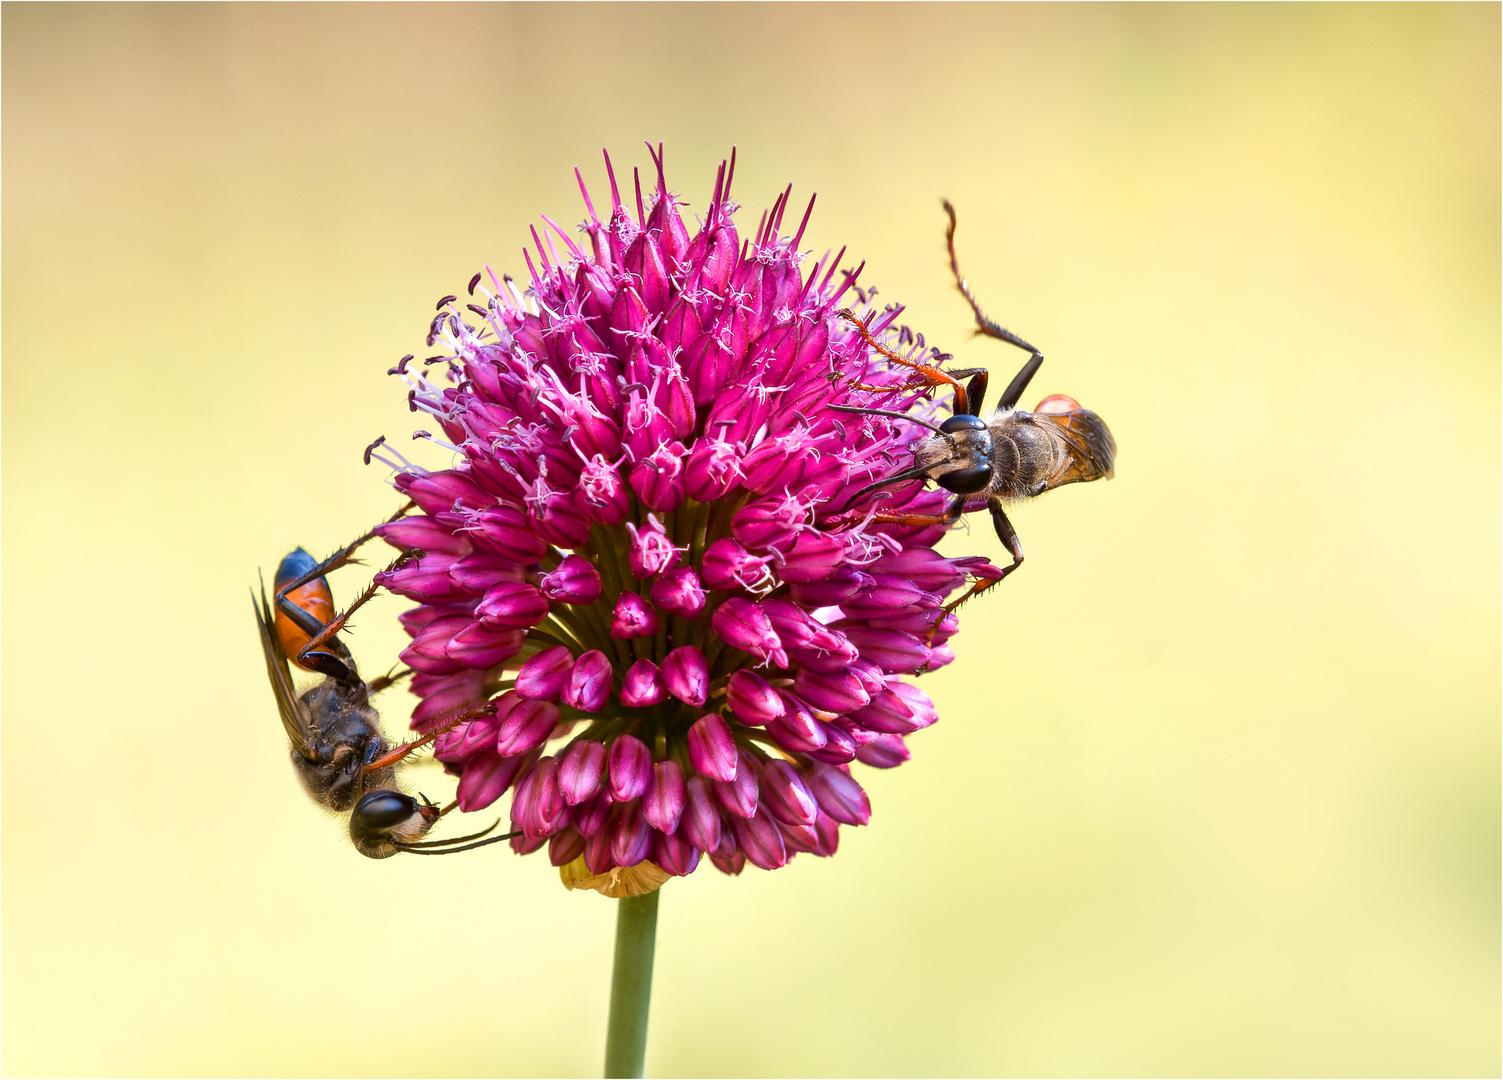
left=3, top=4, right=1497, bottom=1076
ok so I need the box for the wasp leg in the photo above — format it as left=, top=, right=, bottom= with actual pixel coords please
left=361, top=699, right=497, bottom=774
left=290, top=548, right=423, bottom=668
left=935, top=498, right=1025, bottom=625
left=839, top=308, right=975, bottom=416
left=866, top=493, right=968, bottom=529
left=942, top=201, right=1043, bottom=409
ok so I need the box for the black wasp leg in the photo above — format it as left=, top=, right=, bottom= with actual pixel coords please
left=933, top=497, right=1025, bottom=626
left=942, top=200, right=1044, bottom=409
left=944, top=367, right=990, bottom=417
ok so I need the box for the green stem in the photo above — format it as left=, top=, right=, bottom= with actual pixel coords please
left=603, top=890, right=660, bottom=1078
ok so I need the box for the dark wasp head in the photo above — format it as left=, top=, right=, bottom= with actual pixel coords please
left=928, top=413, right=994, bottom=495
left=349, top=789, right=440, bottom=859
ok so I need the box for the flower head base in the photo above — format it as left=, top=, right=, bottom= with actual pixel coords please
left=372, top=146, right=995, bottom=892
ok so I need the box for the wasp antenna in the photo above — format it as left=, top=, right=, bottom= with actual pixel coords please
left=829, top=403, right=947, bottom=435
left=398, top=819, right=502, bottom=848
left=840, top=462, right=937, bottom=513
left=395, top=829, right=523, bottom=856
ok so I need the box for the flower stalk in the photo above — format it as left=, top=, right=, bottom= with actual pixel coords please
left=604, top=889, right=660, bottom=1078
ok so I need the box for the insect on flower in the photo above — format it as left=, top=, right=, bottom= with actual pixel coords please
left=253, top=513, right=514, bottom=858
left=834, top=200, right=1116, bottom=618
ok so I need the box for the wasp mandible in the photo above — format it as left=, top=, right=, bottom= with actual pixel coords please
left=835, top=200, right=1117, bottom=618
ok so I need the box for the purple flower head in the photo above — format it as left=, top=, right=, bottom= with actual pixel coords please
left=372, top=147, right=997, bottom=895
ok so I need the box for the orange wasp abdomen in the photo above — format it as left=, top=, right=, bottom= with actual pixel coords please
left=273, top=548, right=335, bottom=671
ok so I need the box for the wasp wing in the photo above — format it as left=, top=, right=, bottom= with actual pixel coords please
left=1034, top=408, right=1116, bottom=486
left=254, top=583, right=317, bottom=760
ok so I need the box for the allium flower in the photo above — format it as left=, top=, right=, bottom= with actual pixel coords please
left=369, top=146, right=996, bottom=895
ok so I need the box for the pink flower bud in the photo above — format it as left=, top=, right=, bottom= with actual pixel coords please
left=608, top=734, right=652, bottom=801
left=661, top=646, right=708, bottom=707
left=710, top=597, right=781, bottom=663
left=687, top=713, right=737, bottom=781
left=788, top=567, right=872, bottom=606
left=726, top=670, right=784, bottom=726
left=681, top=776, right=722, bottom=853
left=377, top=553, right=470, bottom=603
left=649, top=566, right=706, bottom=617
left=869, top=546, right=966, bottom=593
left=557, top=739, right=607, bottom=805
left=610, top=592, right=660, bottom=639
left=793, top=666, right=871, bottom=714
left=476, top=581, right=550, bottom=632
left=777, top=532, right=847, bottom=584
left=889, top=680, right=939, bottom=730
left=574, top=789, right=612, bottom=838
left=730, top=498, right=800, bottom=553
left=848, top=688, right=920, bottom=734
left=470, top=505, right=548, bottom=563
left=396, top=468, right=493, bottom=516
left=620, top=659, right=669, bottom=707
left=563, top=650, right=613, bottom=712
left=731, top=807, right=788, bottom=870
left=712, top=750, right=760, bottom=819
left=609, top=799, right=653, bottom=867
left=806, top=762, right=871, bottom=826
left=444, top=622, right=525, bottom=667
left=548, top=825, right=586, bottom=867
left=701, top=538, right=771, bottom=592
left=807, top=721, right=857, bottom=764
left=841, top=576, right=939, bottom=618
left=840, top=626, right=931, bottom=673
left=376, top=515, right=473, bottom=557
left=684, top=437, right=744, bottom=500
left=759, top=759, right=818, bottom=827
left=495, top=695, right=561, bottom=757
left=626, top=516, right=681, bottom=578
left=446, top=552, right=525, bottom=592
left=628, top=441, right=687, bottom=512
left=854, top=732, right=910, bottom=769
left=510, top=757, right=570, bottom=839
left=455, top=749, right=528, bottom=812
left=767, top=692, right=830, bottom=753
left=653, top=827, right=701, bottom=877
left=642, top=760, right=686, bottom=833
left=514, top=646, right=574, bottom=701
left=539, top=556, right=601, bottom=604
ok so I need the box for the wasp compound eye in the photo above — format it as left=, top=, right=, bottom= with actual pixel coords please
left=938, top=465, right=992, bottom=494
left=940, top=414, right=988, bottom=434
left=353, top=790, right=419, bottom=831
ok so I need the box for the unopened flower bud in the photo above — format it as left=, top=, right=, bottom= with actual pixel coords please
left=608, top=734, right=652, bottom=801
left=620, top=659, right=669, bottom=707
left=661, top=646, right=709, bottom=707
left=687, top=713, right=738, bottom=782
left=642, top=760, right=686, bottom=833
left=514, top=645, right=574, bottom=701
left=563, top=650, right=613, bottom=712
left=649, top=565, right=706, bottom=617
left=539, top=556, right=601, bottom=604
left=610, top=592, right=660, bottom=639
left=477, top=581, right=550, bottom=632
left=681, top=776, right=722, bottom=853
left=726, top=670, right=784, bottom=726
left=557, top=739, right=607, bottom=805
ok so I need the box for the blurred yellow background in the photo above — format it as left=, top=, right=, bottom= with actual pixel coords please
left=3, top=4, right=1497, bottom=1076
